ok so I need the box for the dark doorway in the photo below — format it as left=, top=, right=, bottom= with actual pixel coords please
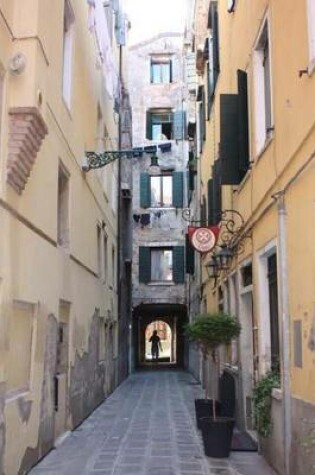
left=132, top=303, right=187, bottom=369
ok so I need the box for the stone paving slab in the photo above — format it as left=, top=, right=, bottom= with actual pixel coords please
left=28, top=371, right=276, bottom=475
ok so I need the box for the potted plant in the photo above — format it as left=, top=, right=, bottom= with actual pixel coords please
left=186, top=312, right=241, bottom=457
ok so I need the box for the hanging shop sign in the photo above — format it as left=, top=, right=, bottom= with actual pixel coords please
left=188, top=225, right=220, bottom=254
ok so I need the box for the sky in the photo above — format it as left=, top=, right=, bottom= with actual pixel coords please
left=124, top=0, right=190, bottom=45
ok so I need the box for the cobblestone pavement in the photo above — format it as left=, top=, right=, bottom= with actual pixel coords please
left=29, top=371, right=276, bottom=475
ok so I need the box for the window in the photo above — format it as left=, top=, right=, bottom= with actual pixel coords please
left=103, top=234, right=108, bottom=282
left=97, top=224, right=102, bottom=277
left=57, top=163, right=70, bottom=248
left=112, top=246, right=116, bottom=287
left=151, top=249, right=173, bottom=282
left=150, top=57, right=172, bottom=84
left=267, top=253, right=280, bottom=373
left=307, top=0, right=315, bottom=73
left=140, top=171, right=183, bottom=208
left=62, top=0, right=74, bottom=107
left=150, top=175, right=172, bottom=207
left=253, top=19, right=273, bottom=154
left=146, top=109, right=173, bottom=140
left=139, top=246, right=185, bottom=284
left=146, top=109, right=186, bottom=141
left=257, top=243, right=280, bottom=375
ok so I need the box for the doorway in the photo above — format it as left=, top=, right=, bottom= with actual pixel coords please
left=145, top=320, right=172, bottom=362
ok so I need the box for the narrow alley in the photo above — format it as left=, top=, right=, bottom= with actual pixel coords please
left=29, top=371, right=275, bottom=475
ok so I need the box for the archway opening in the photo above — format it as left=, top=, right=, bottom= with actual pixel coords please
left=145, top=320, right=172, bottom=363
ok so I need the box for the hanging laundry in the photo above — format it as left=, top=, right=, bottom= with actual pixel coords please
left=133, top=214, right=141, bottom=223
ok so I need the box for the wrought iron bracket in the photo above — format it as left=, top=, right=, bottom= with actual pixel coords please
left=82, top=149, right=142, bottom=171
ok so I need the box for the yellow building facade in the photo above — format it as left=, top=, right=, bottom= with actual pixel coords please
left=195, top=1, right=315, bottom=473
left=0, top=1, right=129, bottom=473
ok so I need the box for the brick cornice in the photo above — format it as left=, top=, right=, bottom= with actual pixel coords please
left=7, top=107, right=48, bottom=194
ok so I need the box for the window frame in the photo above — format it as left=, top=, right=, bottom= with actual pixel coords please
left=150, top=247, right=173, bottom=283
left=147, top=109, right=173, bottom=140
left=150, top=174, right=173, bottom=208
left=62, top=0, right=75, bottom=109
left=150, top=56, right=172, bottom=84
left=253, top=16, right=274, bottom=157
left=307, top=0, right=315, bottom=74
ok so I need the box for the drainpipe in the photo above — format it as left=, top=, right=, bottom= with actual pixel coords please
left=275, top=192, right=292, bottom=475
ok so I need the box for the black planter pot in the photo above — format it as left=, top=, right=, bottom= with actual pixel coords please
left=200, top=416, right=235, bottom=458
left=194, top=399, right=221, bottom=430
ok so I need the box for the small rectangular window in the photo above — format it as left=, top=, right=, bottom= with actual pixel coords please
left=103, top=234, right=108, bottom=282
left=150, top=175, right=172, bottom=207
left=57, top=163, right=70, bottom=248
left=241, top=263, right=253, bottom=287
left=150, top=57, right=172, bottom=84
left=146, top=109, right=173, bottom=140
left=97, top=225, right=102, bottom=277
left=151, top=249, right=173, bottom=282
left=253, top=20, right=273, bottom=155
left=62, top=0, right=75, bottom=107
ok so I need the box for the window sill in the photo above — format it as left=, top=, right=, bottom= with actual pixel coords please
left=254, top=132, right=274, bottom=164
left=147, top=281, right=175, bottom=286
left=62, top=97, right=72, bottom=120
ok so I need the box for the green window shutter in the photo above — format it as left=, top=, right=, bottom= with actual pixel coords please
left=140, top=172, right=151, bottom=208
left=172, top=171, right=183, bottom=208
left=173, top=246, right=185, bottom=283
left=185, top=234, right=195, bottom=275
left=220, top=94, right=241, bottom=185
left=207, top=178, right=214, bottom=225
left=237, top=69, right=250, bottom=177
left=146, top=111, right=152, bottom=140
left=170, top=59, right=173, bottom=83
left=173, top=110, right=186, bottom=140
left=139, top=247, right=151, bottom=283
left=211, top=3, right=220, bottom=77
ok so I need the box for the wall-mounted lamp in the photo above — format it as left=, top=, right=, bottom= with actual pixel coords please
left=149, top=154, right=160, bottom=175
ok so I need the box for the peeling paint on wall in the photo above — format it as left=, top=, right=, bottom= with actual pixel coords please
left=70, top=310, right=106, bottom=428
left=18, top=313, right=58, bottom=475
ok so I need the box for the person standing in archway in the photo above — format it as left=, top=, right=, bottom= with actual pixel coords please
left=149, top=330, right=162, bottom=361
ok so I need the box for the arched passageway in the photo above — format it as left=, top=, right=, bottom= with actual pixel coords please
left=132, top=303, right=188, bottom=368
left=145, top=320, right=172, bottom=362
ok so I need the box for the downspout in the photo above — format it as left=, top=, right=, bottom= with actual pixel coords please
left=274, top=192, right=291, bottom=475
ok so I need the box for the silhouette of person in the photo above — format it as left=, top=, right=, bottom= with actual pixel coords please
left=149, top=330, right=162, bottom=361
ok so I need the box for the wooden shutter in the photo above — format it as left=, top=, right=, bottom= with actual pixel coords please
left=173, top=110, right=186, bottom=140
left=207, top=178, right=214, bottom=225
left=173, top=246, right=185, bottom=283
left=140, top=172, right=151, bottom=208
left=185, top=234, right=195, bottom=275
left=172, top=171, right=183, bottom=208
left=146, top=111, right=152, bottom=140
left=237, top=70, right=250, bottom=177
left=220, top=94, right=241, bottom=185
left=139, top=247, right=151, bottom=283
